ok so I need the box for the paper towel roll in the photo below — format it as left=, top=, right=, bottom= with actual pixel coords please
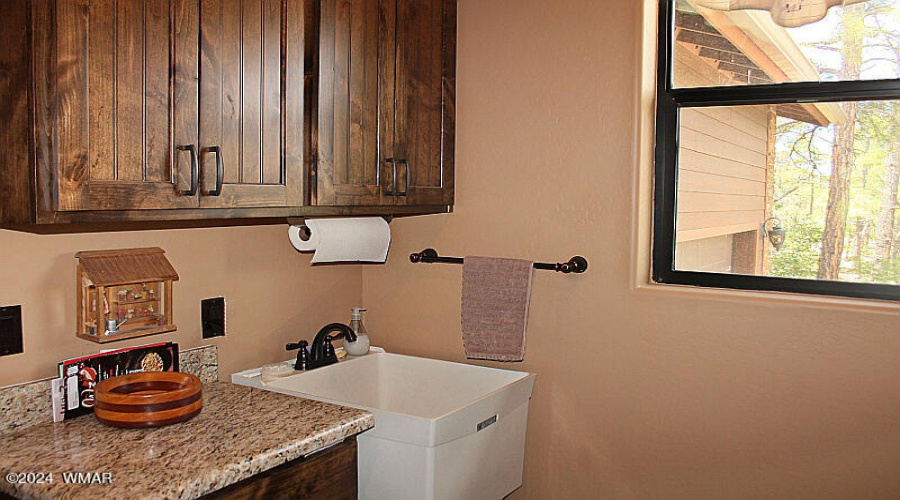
left=288, top=217, right=391, bottom=263
left=288, top=224, right=318, bottom=252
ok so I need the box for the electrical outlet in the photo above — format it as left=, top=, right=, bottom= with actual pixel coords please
left=201, top=298, right=226, bottom=339
left=0, top=305, right=23, bottom=357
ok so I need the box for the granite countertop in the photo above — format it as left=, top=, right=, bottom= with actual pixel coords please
left=0, top=382, right=374, bottom=500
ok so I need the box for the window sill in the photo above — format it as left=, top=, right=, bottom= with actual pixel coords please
left=634, top=280, right=900, bottom=315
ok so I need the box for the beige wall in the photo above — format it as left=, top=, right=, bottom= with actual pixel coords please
left=363, top=0, right=900, bottom=498
left=2, top=0, right=899, bottom=498
left=0, top=225, right=361, bottom=387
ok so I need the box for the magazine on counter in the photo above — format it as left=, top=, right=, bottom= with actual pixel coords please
left=52, top=342, right=179, bottom=421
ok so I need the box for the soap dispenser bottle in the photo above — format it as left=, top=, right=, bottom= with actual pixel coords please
left=344, top=308, right=370, bottom=356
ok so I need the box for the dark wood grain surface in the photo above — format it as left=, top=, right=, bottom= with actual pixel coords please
left=315, top=0, right=456, bottom=208
left=199, top=0, right=306, bottom=209
left=394, top=0, right=456, bottom=207
left=315, top=0, right=389, bottom=206
left=0, top=0, right=34, bottom=225
left=0, top=0, right=454, bottom=228
left=53, top=0, right=200, bottom=211
left=205, top=438, right=358, bottom=500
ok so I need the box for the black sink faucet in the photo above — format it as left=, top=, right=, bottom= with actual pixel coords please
left=287, top=323, right=356, bottom=371
left=311, top=323, right=356, bottom=366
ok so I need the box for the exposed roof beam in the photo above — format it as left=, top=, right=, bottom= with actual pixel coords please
left=683, top=0, right=847, bottom=125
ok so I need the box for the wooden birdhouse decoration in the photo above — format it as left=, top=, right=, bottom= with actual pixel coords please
left=76, top=248, right=178, bottom=344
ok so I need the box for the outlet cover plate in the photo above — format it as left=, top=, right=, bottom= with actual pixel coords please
left=0, top=305, right=23, bottom=357
left=201, top=298, right=226, bottom=339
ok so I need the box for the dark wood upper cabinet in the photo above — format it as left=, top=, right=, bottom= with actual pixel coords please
left=0, top=0, right=453, bottom=228
left=43, top=0, right=201, bottom=213
left=199, top=0, right=306, bottom=209
left=314, top=0, right=455, bottom=208
left=393, top=0, right=456, bottom=207
left=314, top=0, right=392, bottom=206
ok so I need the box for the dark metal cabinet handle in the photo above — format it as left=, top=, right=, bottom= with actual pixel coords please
left=398, top=159, right=410, bottom=197
left=383, top=158, right=398, bottom=196
left=203, top=146, right=224, bottom=196
left=176, top=145, right=199, bottom=196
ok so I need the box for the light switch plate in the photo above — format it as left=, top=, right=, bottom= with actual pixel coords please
left=0, top=305, right=23, bottom=356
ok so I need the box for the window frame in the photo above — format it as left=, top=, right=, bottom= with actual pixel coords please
left=653, top=0, right=900, bottom=302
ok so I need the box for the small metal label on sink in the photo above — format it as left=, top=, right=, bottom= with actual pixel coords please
left=477, top=415, right=498, bottom=432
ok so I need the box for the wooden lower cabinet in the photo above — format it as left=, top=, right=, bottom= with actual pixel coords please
left=204, top=438, right=358, bottom=500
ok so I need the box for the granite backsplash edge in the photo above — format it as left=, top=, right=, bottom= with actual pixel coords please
left=0, top=345, right=219, bottom=436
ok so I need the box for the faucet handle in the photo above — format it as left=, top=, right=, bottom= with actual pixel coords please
left=286, top=340, right=308, bottom=351
left=286, top=340, right=310, bottom=371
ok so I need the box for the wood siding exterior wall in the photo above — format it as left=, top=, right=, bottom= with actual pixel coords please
left=674, top=44, right=768, bottom=244
left=675, top=234, right=733, bottom=272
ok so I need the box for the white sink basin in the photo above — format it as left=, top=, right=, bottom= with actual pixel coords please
left=232, top=351, right=535, bottom=500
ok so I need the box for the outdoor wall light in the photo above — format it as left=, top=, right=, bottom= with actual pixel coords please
left=761, top=217, right=786, bottom=251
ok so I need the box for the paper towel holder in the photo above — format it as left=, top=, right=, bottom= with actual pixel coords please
left=287, top=216, right=393, bottom=229
left=287, top=217, right=393, bottom=242
left=288, top=218, right=392, bottom=262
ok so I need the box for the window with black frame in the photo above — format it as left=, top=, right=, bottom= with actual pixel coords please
left=654, top=0, right=900, bottom=301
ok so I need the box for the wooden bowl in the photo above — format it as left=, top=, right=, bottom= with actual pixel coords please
left=94, top=372, right=202, bottom=429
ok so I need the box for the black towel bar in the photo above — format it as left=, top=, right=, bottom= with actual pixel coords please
left=409, top=248, right=588, bottom=274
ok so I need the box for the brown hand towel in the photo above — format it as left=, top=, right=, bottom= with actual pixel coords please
left=461, top=256, right=534, bottom=362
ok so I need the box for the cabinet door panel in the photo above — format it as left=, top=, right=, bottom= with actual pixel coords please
left=115, top=0, right=148, bottom=183
left=393, top=0, right=455, bottom=207
left=87, top=0, right=115, bottom=183
left=200, top=0, right=305, bottom=208
left=56, top=0, right=200, bottom=211
left=316, top=0, right=391, bottom=206
left=145, top=0, right=174, bottom=183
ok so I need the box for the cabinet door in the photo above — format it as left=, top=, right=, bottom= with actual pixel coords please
left=314, top=0, right=394, bottom=206
left=392, top=0, right=455, bottom=207
left=53, top=0, right=200, bottom=211
left=199, top=0, right=306, bottom=208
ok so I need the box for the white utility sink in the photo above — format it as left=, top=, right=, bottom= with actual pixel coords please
left=232, top=351, right=536, bottom=500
